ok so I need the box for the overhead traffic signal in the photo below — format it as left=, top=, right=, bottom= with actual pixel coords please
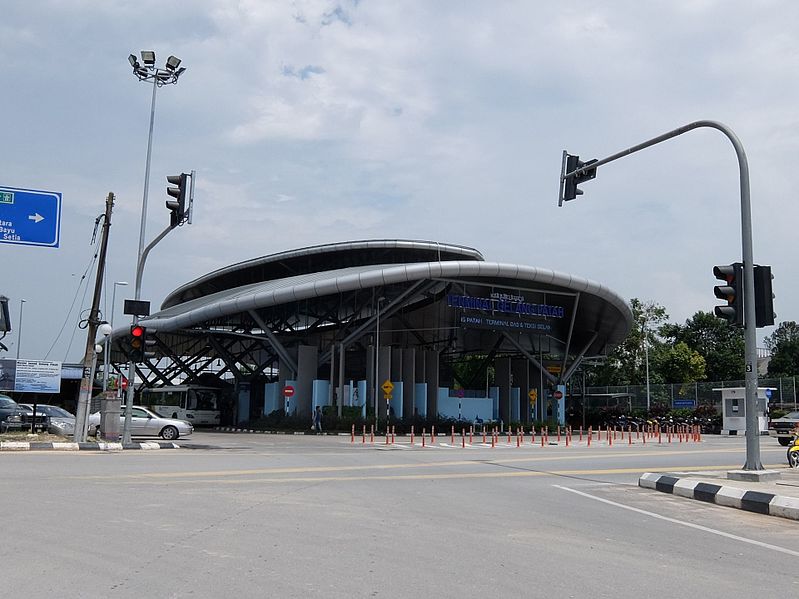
left=713, top=263, right=743, bottom=326
left=753, top=265, right=775, bottom=328
left=560, top=153, right=598, bottom=205
left=166, top=173, right=189, bottom=228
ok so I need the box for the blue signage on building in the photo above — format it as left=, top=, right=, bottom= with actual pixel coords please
left=0, top=186, right=62, bottom=248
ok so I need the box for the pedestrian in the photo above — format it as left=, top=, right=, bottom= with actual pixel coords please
left=313, top=405, right=323, bottom=434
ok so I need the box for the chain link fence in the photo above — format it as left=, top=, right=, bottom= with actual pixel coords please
left=583, top=376, right=798, bottom=413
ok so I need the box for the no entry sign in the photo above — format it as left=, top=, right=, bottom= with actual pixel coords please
left=283, top=385, right=295, bottom=397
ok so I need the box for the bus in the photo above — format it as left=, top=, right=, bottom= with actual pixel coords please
left=140, top=385, right=222, bottom=426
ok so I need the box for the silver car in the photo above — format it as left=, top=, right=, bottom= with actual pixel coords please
left=88, top=406, right=193, bottom=440
left=21, top=404, right=76, bottom=437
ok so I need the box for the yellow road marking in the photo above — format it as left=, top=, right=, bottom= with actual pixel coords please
left=84, top=463, right=788, bottom=486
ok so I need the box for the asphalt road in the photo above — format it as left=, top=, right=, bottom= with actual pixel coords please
left=2, top=432, right=796, bottom=598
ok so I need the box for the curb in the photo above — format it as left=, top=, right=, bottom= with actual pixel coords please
left=639, top=472, right=799, bottom=521
left=0, top=441, right=180, bottom=452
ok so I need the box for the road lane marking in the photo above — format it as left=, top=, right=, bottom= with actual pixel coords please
left=553, top=484, right=799, bottom=558
left=77, top=463, right=788, bottom=485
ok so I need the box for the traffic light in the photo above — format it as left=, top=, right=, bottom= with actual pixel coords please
left=129, top=324, right=145, bottom=362
left=560, top=153, right=598, bottom=204
left=166, top=173, right=189, bottom=228
left=754, top=265, right=775, bottom=328
left=713, top=263, right=744, bottom=326
left=129, top=324, right=157, bottom=362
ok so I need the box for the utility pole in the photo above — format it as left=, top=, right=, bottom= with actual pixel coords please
left=74, top=193, right=114, bottom=442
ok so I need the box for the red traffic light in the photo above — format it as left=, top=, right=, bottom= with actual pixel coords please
left=131, top=325, right=145, bottom=338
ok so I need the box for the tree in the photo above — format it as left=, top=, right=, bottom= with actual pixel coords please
left=660, top=311, right=744, bottom=381
left=589, top=299, right=669, bottom=386
left=653, top=341, right=706, bottom=384
left=765, top=321, right=799, bottom=377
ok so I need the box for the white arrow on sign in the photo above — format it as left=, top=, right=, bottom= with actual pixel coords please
left=28, top=213, right=44, bottom=223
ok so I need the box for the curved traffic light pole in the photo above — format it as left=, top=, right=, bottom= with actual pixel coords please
left=121, top=225, right=173, bottom=444
left=560, top=120, right=762, bottom=471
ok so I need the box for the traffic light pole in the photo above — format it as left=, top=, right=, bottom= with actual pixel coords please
left=122, top=224, right=174, bottom=444
left=562, top=120, right=763, bottom=471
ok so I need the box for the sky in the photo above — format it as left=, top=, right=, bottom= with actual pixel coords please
left=1, top=0, right=796, bottom=364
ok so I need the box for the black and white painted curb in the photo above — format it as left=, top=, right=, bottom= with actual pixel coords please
left=0, top=441, right=179, bottom=451
left=639, top=472, right=799, bottom=521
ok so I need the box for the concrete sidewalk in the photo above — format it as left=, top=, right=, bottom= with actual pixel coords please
left=640, top=468, right=799, bottom=521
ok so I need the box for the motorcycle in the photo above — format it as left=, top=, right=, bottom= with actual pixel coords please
left=787, top=433, right=799, bottom=468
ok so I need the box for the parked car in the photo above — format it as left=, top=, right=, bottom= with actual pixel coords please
left=769, top=411, right=799, bottom=446
left=0, top=394, right=25, bottom=432
left=21, top=404, right=75, bottom=437
left=15, top=404, right=50, bottom=432
left=88, top=406, right=193, bottom=440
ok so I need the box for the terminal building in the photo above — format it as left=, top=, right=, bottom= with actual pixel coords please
left=109, top=240, right=632, bottom=426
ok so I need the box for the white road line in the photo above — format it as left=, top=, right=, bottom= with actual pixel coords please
left=553, top=484, right=799, bottom=558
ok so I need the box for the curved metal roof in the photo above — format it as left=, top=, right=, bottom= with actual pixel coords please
left=162, top=239, right=484, bottom=309
left=143, top=260, right=632, bottom=347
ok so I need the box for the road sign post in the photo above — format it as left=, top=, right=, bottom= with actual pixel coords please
left=0, top=186, right=62, bottom=248
left=283, top=385, right=295, bottom=415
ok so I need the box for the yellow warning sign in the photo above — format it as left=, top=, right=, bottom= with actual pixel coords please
left=381, top=379, right=394, bottom=395
left=528, top=389, right=538, bottom=402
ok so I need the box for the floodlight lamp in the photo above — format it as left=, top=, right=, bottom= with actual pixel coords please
left=140, top=50, right=156, bottom=65
left=166, top=55, right=182, bottom=71
left=128, top=54, right=139, bottom=68
left=174, top=66, right=186, bottom=78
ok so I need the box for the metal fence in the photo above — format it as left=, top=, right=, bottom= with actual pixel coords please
left=584, top=376, right=799, bottom=413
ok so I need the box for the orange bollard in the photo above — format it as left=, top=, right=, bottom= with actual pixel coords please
left=385, top=430, right=389, bottom=445
left=482, top=426, right=487, bottom=444
left=351, top=424, right=355, bottom=443
left=587, top=427, right=592, bottom=447
left=516, top=430, right=520, bottom=447
left=362, top=424, right=366, bottom=444
left=470, top=426, right=474, bottom=445
left=410, top=425, right=414, bottom=446
left=531, top=426, right=536, bottom=444
left=491, top=431, right=495, bottom=448
left=392, top=426, right=396, bottom=444
left=462, top=429, right=466, bottom=448
left=579, top=427, right=583, bottom=442
left=642, top=429, right=646, bottom=444
left=370, top=424, right=374, bottom=444
left=422, top=428, right=426, bottom=447
left=565, top=432, right=570, bottom=447
left=431, top=426, right=435, bottom=445
left=628, top=427, right=632, bottom=445
left=451, top=425, right=455, bottom=445
left=608, top=426, right=613, bottom=446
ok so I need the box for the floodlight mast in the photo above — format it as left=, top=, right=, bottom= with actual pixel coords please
left=123, top=50, right=188, bottom=445
left=559, top=119, right=763, bottom=472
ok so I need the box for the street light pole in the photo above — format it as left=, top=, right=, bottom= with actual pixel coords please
left=642, top=319, right=651, bottom=413
left=560, top=119, right=764, bottom=472
left=123, top=51, right=186, bottom=445
left=15, top=299, right=25, bottom=360
left=103, top=281, right=128, bottom=392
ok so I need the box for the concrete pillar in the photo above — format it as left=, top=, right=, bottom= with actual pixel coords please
left=495, top=357, right=512, bottom=426
left=402, top=348, right=416, bottom=420
left=425, top=349, right=440, bottom=417
left=511, top=358, right=529, bottom=424
left=296, top=345, right=318, bottom=419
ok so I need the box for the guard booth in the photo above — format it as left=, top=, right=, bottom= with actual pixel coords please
left=715, top=387, right=774, bottom=435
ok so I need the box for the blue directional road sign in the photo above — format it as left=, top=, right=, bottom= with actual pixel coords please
left=0, top=186, right=62, bottom=248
